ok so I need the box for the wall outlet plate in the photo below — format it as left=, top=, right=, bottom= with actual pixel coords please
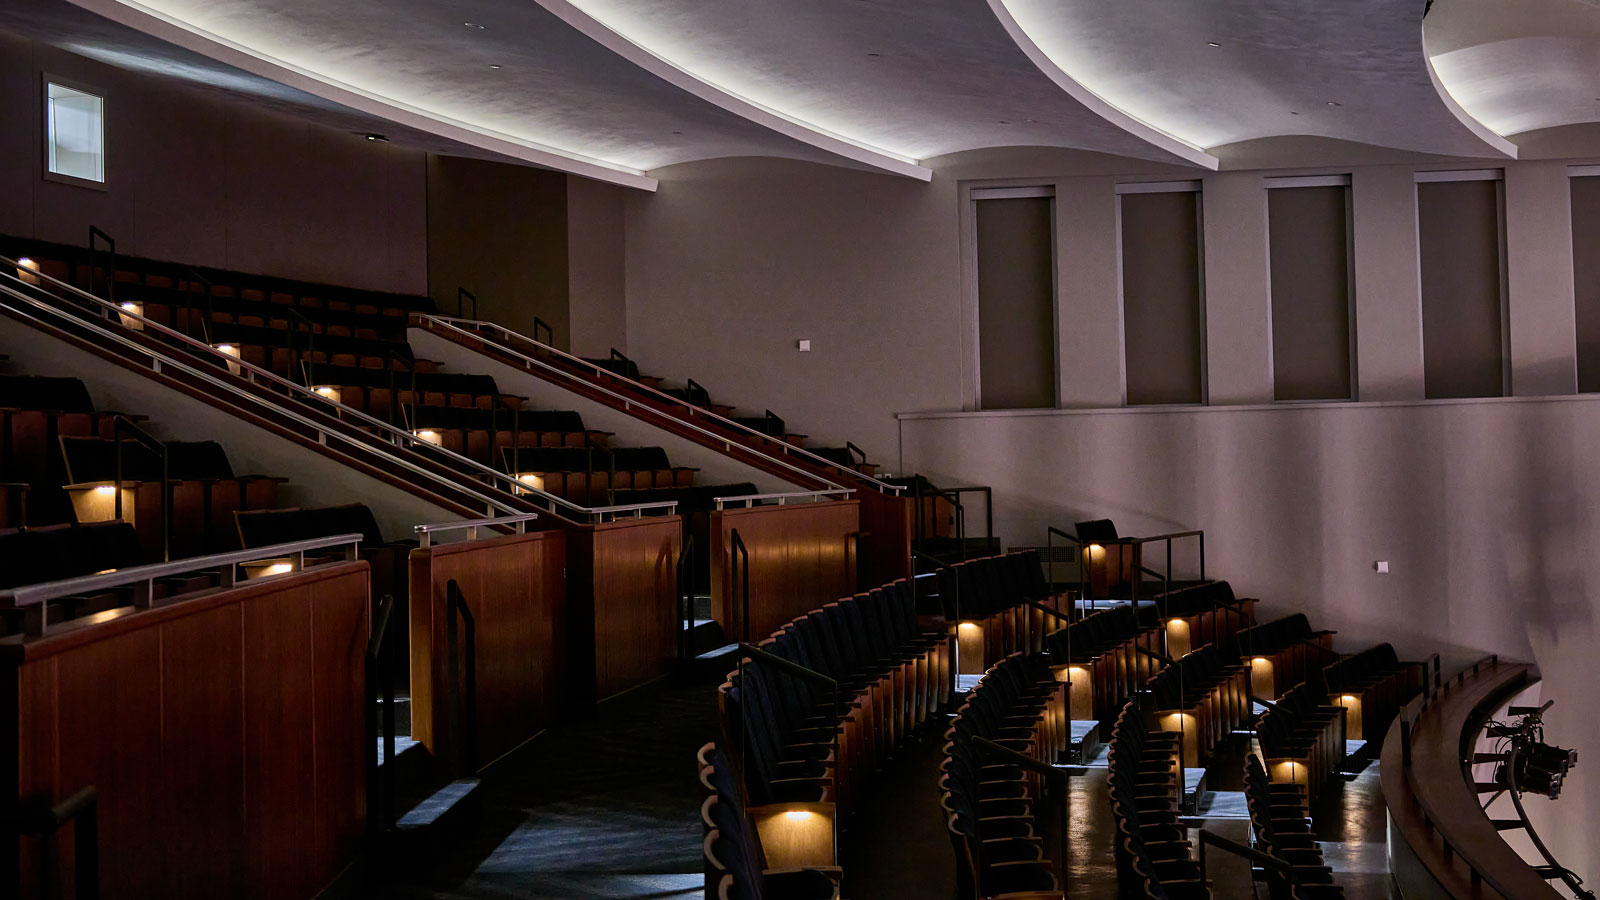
left=797, top=339, right=811, bottom=352
left=1375, top=560, right=1389, bottom=574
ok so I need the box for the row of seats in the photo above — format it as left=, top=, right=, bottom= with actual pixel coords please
left=1322, top=643, right=1421, bottom=742
left=1243, top=755, right=1344, bottom=900
left=1256, top=677, right=1347, bottom=806
left=1236, top=613, right=1337, bottom=700
left=939, top=652, right=1066, bottom=900
left=697, top=743, right=841, bottom=900
left=1042, top=604, right=1160, bottom=724
left=1146, top=643, right=1249, bottom=772
left=722, top=578, right=951, bottom=814
left=58, top=435, right=285, bottom=560
left=1107, top=699, right=1203, bottom=900
left=935, top=551, right=1055, bottom=672
left=1158, top=580, right=1256, bottom=658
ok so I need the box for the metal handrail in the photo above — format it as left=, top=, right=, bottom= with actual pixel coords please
left=24, top=784, right=99, bottom=900
left=415, top=314, right=904, bottom=495
left=713, top=488, right=855, bottom=509
left=1392, top=654, right=1553, bottom=900
left=2, top=258, right=676, bottom=524
left=0, top=532, right=364, bottom=637
left=0, top=264, right=524, bottom=516
left=414, top=512, right=540, bottom=547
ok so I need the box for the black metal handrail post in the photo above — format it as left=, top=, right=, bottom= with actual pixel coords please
left=365, top=594, right=397, bottom=835
left=677, top=533, right=697, bottom=661
left=88, top=226, right=115, bottom=304
left=1195, top=828, right=1293, bottom=886
left=26, top=786, right=99, bottom=900
left=974, top=735, right=1070, bottom=881
left=730, top=529, right=750, bottom=644
left=446, top=579, right=479, bottom=774
left=1046, top=526, right=1087, bottom=621
left=113, top=415, right=169, bottom=563
left=283, top=307, right=318, bottom=387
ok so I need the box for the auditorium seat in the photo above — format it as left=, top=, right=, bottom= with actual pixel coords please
left=1107, top=698, right=1200, bottom=900
left=1244, top=755, right=1345, bottom=900
left=1322, top=643, right=1422, bottom=743
left=1256, top=676, right=1347, bottom=805
left=1236, top=613, right=1337, bottom=700
left=59, top=435, right=286, bottom=559
left=1145, top=643, right=1249, bottom=771
left=1042, top=604, right=1160, bottom=724
left=935, top=551, right=1057, bottom=674
left=698, top=743, right=842, bottom=900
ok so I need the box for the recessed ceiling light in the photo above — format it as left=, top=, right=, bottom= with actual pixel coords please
left=1326, top=101, right=1342, bottom=107
left=488, top=64, right=502, bottom=69
left=364, top=133, right=389, bottom=142
left=464, top=21, right=485, bottom=29
left=1207, top=42, right=1220, bottom=47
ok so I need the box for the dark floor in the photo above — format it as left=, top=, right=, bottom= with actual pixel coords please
left=369, top=677, right=719, bottom=900
left=357, top=681, right=1396, bottom=900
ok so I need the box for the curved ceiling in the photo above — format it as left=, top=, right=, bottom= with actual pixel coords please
left=69, top=0, right=933, bottom=189
left=1426, top=0, right=1600, bottom=140
left=48, top=0, right=1541, bottom=188
left=994, top=0, right=1515, bottom=158
left=554, top=0, right=1214, bottom=167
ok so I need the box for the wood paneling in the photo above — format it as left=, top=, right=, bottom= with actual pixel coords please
left=584, top=518, right=681, bottom=700
left=409, top=530, right=566, bottom=773
left=857, top=491, right=911, bottom=588
left=3, top=561, right=370, bottom=900
left=710, top=501, right=859, bottom=641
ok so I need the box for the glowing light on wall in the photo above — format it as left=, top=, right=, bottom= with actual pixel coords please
left=118, top=301, right=144, bottom=330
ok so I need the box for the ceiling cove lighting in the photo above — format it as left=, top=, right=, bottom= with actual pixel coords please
left=532, top=0, right=929, bottom=179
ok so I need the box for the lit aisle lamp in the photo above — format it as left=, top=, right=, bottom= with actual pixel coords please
left=749, top=803, right=837, bottom=868
left=117, top=300, right=144, bottom=330
left=214, top=342, right=242, bottom=375
left=15, top=256, right=41, bottom=285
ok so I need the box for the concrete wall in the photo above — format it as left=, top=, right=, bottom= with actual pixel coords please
left=0, top=30, right=428, bottom=296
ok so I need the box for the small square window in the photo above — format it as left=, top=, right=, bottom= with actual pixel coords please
left=45, top=80, right=105, bottom=186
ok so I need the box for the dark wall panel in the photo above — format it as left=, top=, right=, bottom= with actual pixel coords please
left=1572, top=176, right=1600, bottom=392
left=1269, top=185, right=1352, bottom=401
left=1121, top=190, right=1204, bottom=405
left=976, top=196, right=1055, bottom=409
left=1419, top=179, right=1504, bottom=399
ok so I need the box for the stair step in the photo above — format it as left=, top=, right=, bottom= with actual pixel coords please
left=395, top=778, right=481, bottom=832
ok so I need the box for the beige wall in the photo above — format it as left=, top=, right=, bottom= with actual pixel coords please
left=0, top=31, right=427, bottom=295
left=624, top=156, right=966, bottom=463
left=425, top=156, right=570, bottom=346
left=898, top=397, right=1598, bottom=879
left=567, top=176, right=630, bottom=358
